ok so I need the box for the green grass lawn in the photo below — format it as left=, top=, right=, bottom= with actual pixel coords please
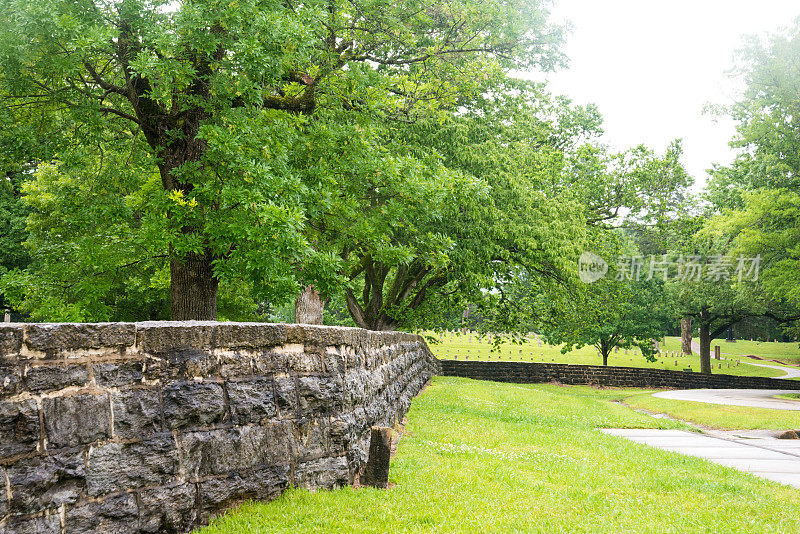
left=428, top=333, right=790, bottom=378
left=624, top=393, right=800, bottom=430
left=201, top=378, right=800, bottom=533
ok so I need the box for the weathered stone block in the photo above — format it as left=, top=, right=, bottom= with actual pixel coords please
left=143, top=347, right=217, bottom=382
left=227, top=378, right=276, bottom=424
left=138, top=483, right=197, bottom=533
left=23, top=363, right=89, bottom=392
left=162, top=381, right=227, bottom=429
left=93, top=361, right=143, bottom=388
left=86, top=436, right=178, bottom=496
left=329, top=410, right=360, bottom=454
left=0, top=363, right=22, bottom=399
left=291, top=418, right=329, bottom=461
left=182, top=350, right=222, bottom=379
left=199, top=465, right=289, bottom=516
left=252, top=348, right=284, bottom=374
left=286, top=324, right=338, bottom=345
left=135, top=321, right=216, bottom=353
left=7, top=450, right=85, bottom=514
left=0, top=324, right=23, bottom=355
left=294, top=456, right=349, bottom=490
left=297, top=375, right=341, bottom=413
left=2, top=512, right=62, bottom=533
left=212, top=350, right=254, bottom=379
left=26, top=323, right=134, bottom=351
left=180, top=423, right=291, bottom=479
left=342, top=369, right=367, bottom=406
left=65, top=493, right=138, bottom=533
left=0, top=467, right=6, bottom=518
left=323, top=348, right=346, bottom=376
left=0, top=398, right=40, bottom=458
left=214, top=323, right=286, bottom=349
left=273, top=375, right=298, bottom=416
left=111, top=388, right=163, bottom=439
left=284, top=350, right=325, bottom=374
left=42, top=393, right=110, bottom=448
left=141, top=353, right=182, bottom=383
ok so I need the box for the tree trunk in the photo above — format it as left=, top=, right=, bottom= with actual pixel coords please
left=295, top=285, right=325, bottom=324
left=699, top=321, right=712, bottom=375
left=600, top=339, right=609, bottom=366
left=170, top=249, right=218, bottom=321
left=681, top=317, right=692, bottom=355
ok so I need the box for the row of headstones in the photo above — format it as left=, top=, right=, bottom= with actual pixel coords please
left=441, top=347, right=741, bottom=369
left=436, top=332, right=741, bottom=369
left=443, top=348, right=556, bottom=361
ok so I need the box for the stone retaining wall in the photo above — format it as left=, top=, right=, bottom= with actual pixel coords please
left=0, top=322, right=439, bottom=533
left=440, top=360, right=800, bottom=390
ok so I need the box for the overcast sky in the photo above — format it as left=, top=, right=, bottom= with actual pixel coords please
left=526, top=0, right=800, bottom=191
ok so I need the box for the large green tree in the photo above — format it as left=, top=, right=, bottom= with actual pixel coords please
left=0, top=0, right=564, bottom=320
left=702, top=20, right=800, bottom=340
left=540, top=237, right=670, bottom=366
left=301, top=80, right=593, bottom=331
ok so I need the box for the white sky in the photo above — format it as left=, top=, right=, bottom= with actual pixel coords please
left=526, top=0, right=800, bottom=191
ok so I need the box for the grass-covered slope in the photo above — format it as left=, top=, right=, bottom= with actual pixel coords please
left=202, top=378, right=800, bottom=533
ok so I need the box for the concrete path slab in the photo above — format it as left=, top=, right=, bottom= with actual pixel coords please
left=602, top=429, right=800, bottom=489
left=748, top=362, right=800, bottom=378
left=652, top=388, right=800, bottom=410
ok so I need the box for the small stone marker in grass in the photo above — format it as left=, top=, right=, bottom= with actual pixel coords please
left=363, top=427, right=393, bottom=489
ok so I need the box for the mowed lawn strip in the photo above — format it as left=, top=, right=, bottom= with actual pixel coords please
left=201, top=378, right=800, bottom=533
left=625, top=392, right=800, bottom=430
left=429, top=333, right=789, bottom=378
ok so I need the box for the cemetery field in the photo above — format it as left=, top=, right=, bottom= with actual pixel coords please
left=427, top=332, right=792, bottom=378
left=624, top=392, right=800, bottom=430
left=202, top=378, right=800, bottom=533
left=660, top=337, right=800, bottom=366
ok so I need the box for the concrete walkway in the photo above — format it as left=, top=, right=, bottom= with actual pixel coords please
left=747, top=361, right=800, bottom=378
left=653, top=389, right=800, bottom=410
left=602, top=428, right=800, bottom=489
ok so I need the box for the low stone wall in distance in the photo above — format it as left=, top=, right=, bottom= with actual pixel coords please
left=440, top=360, right=800, bottom=390
left=0, top=322, right=439, bottom=533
